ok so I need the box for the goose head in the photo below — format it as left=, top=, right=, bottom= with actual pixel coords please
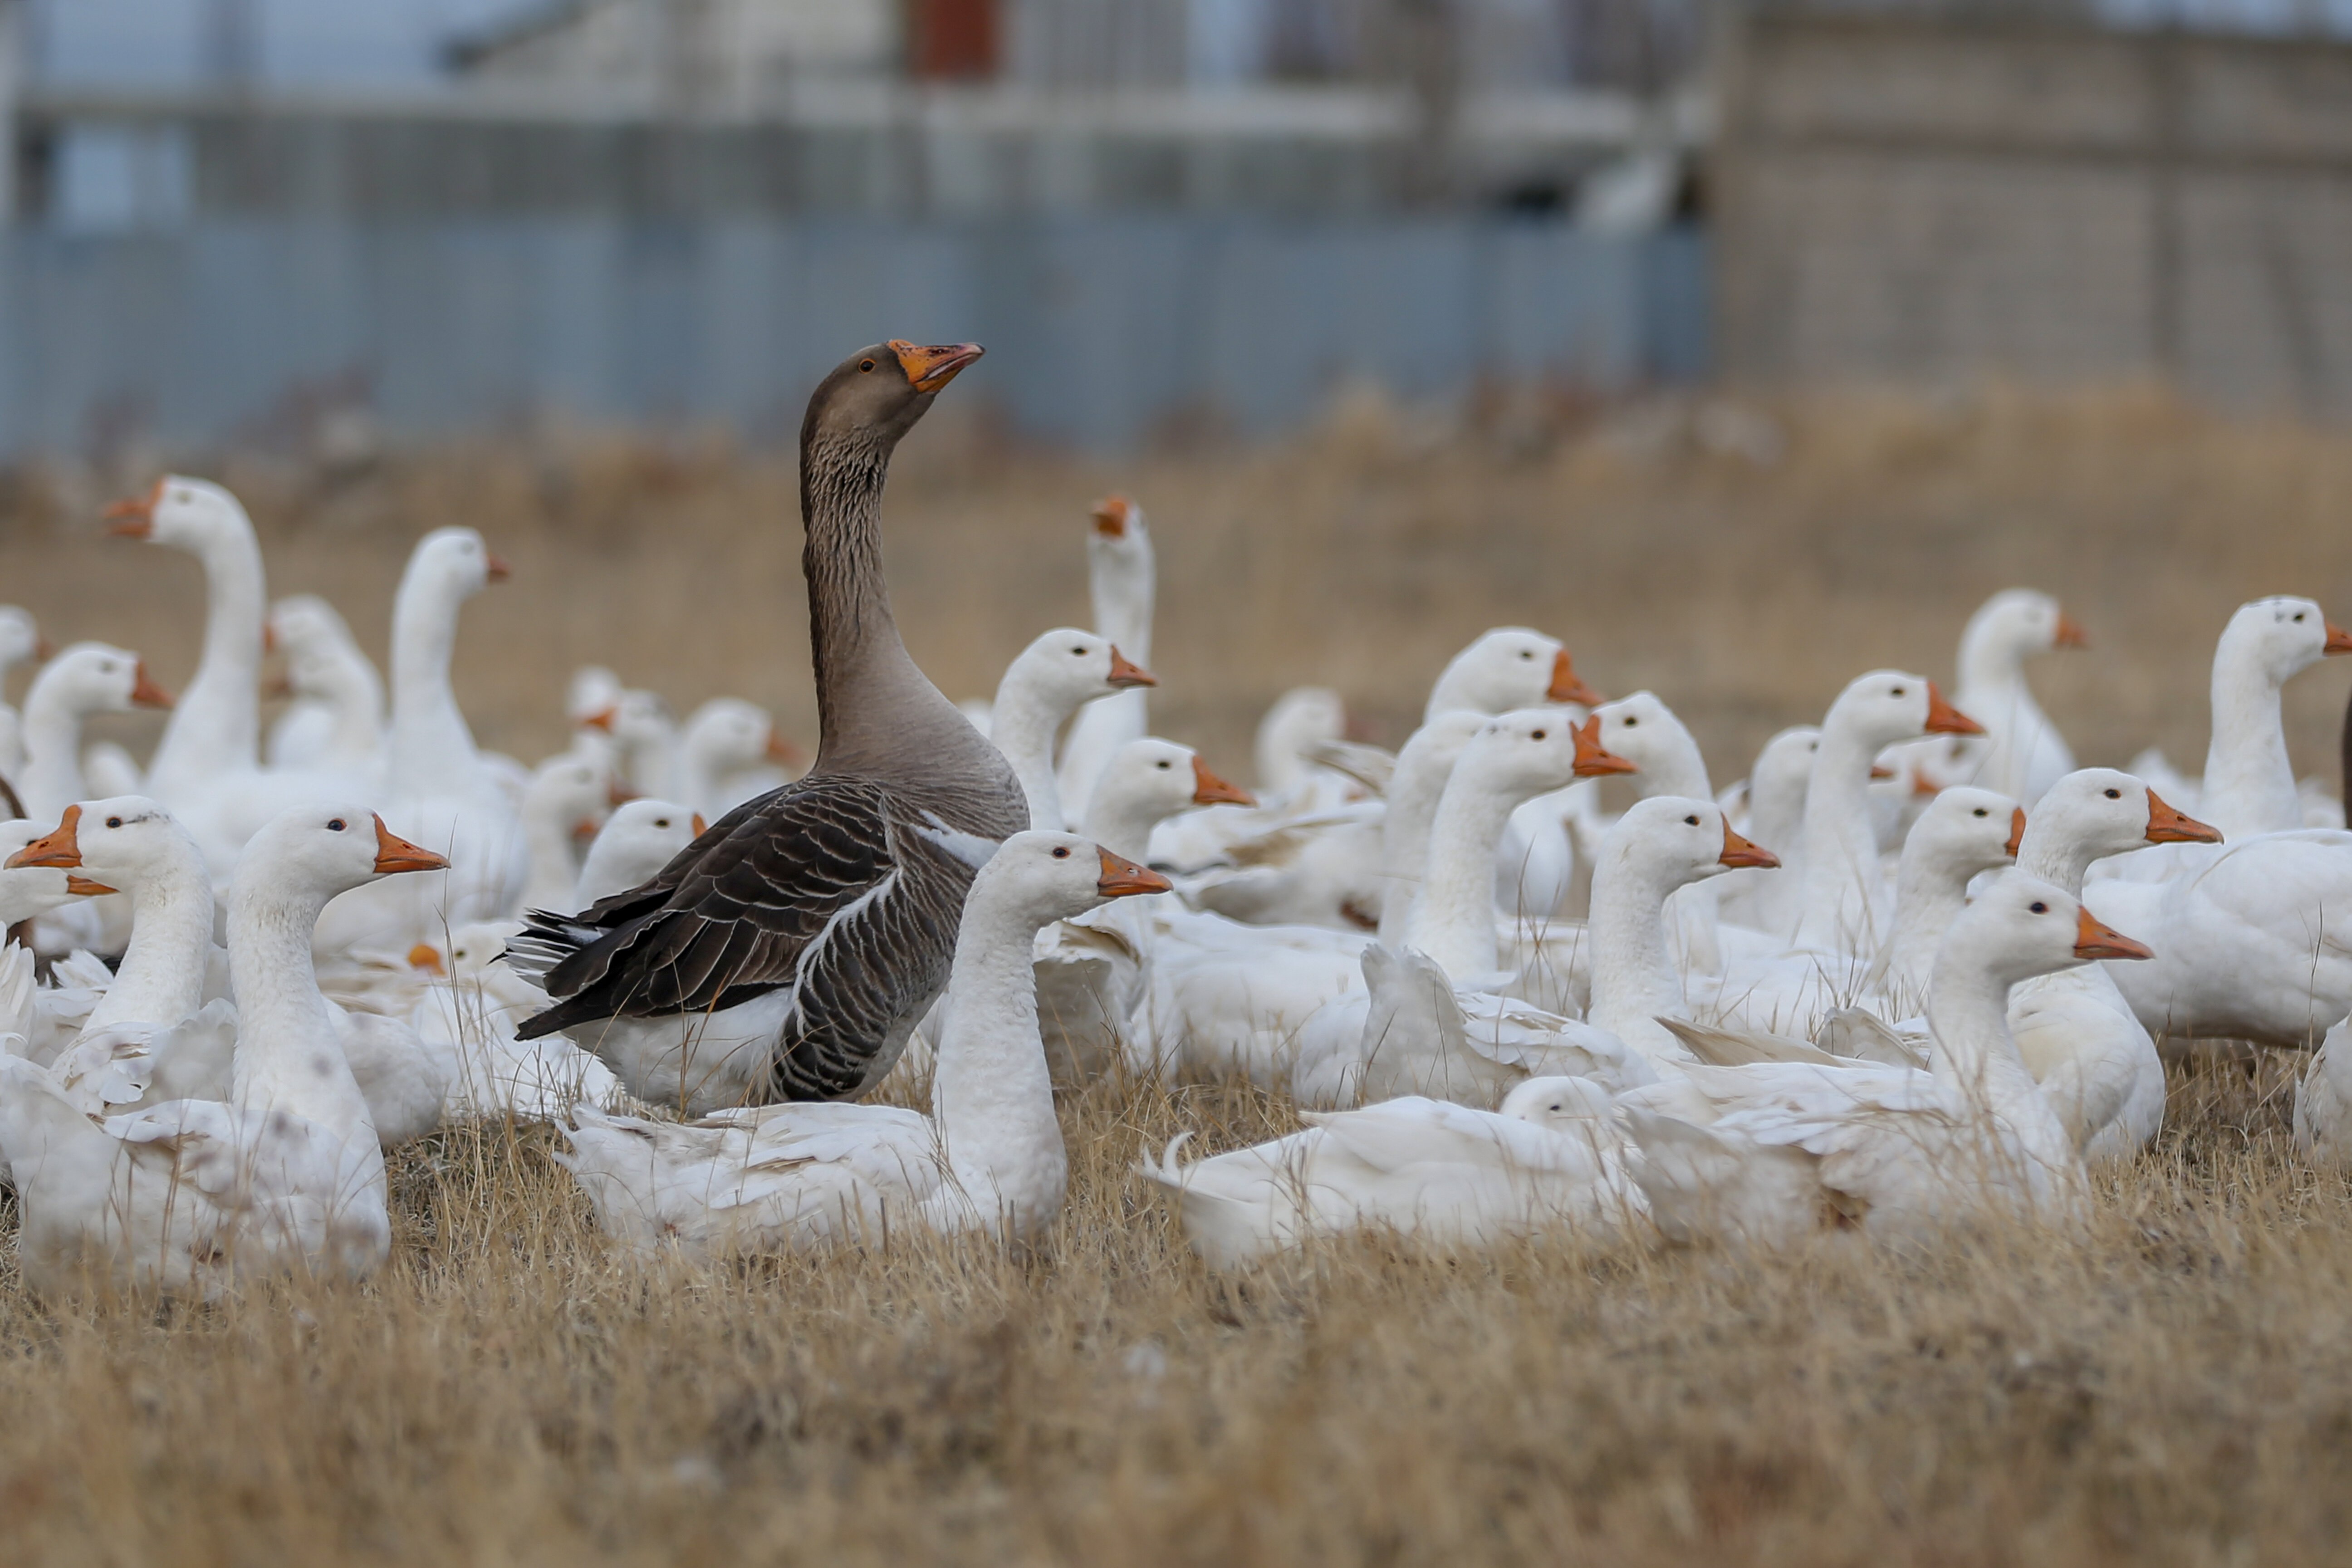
left=607, top=688, right=675, bottom=754
left=1452, top=708, right=1633, bottom=805
left=524, top=754, right=614, bottom=843
left=1391, top=710, right=1491, bottom=803
left=1428, top=627, right=1602, bottom=716
left=1823, top=670, right=1981, bottom=755
left=0, top=817, right=115, bottom=916
left=0, top=606, right=47, bottom=675
left=2015, top=768, right=2218, bottom=892
left=569, top=666, right=623, bottom=732
left=1590, top=691, right=1707, bottom=796
left=1255, top=686, right=1348, bottom=795
left=103, top=474, right=251, bottom=551
left=1901, top=785, right=2024, bottom=881
left=1744, top=725, right=1820, bottom=819
left=682, top=697, right=789, bottom=776
left=804, top=341, right=984, bottom=454
left=2216, top=596, right=2352, bottom=687
left=1596, top=796, right=1778, bottom=897
left=578, top=799, right=706, bottom=904
left=1945, top=871, right=2151, bottom=993
left=233, top=806, right=450, bottom=908
left=8, top=797, right=204, bottom=895
left=963, top=829, right=1172, bottom=932
left=1094, top=739, right=1253, bottom=824
left=1088, top=495, right=1153, bottom=561
left=267, top=595, right=361, bottom=682
left=1963, top=588, right=2087, bottom=669
left=406, top=526, right=511, bottom=606
left=1499, top=1074, right=1616, bottom=1127
left=999, top=629, right=1156, bottom=720
left=28, top=643, right=172, bottom=720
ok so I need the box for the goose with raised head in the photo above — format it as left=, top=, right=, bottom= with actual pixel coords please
left=555, top=833, right=1168, bottom=1257
left=1424, top=627, right=1604, bottom=721
left=1141, top=1073, right=1638, bottom=1269
left=1055, top=495, right=1156, bottom=825
left=0, top=806, right=447, bottom=1297
left=988, top=628, right=1157, bottom=832
left=571, top=799, right=704, bottom=913
left=1863, top=785, right=2024, bottom=1016
left=676, top=696, right=800, bottom=819
left=508, top=343, right=1029, bottom=1112
left=1951, top=589, right=2086, bottom=807
left=517, top=753, right=617, bottom=914
left=15, top=803, right=217, bottom=1043
left=103, top=477, right=266, bottom=807
left=1619, top=873, right=2140, bottom=1248
left=265, top=594, right=385, bottom=776
left=1716, top=725, right=1818, bottom=934
left=0, top=605, right=52, bottom=776
left=2187, top=597, right=2349, bottom=844
left=17, top=644, right=172, bottom=824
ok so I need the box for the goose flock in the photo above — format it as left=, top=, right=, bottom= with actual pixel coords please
left=1, top=338, right=2350, bottom=1294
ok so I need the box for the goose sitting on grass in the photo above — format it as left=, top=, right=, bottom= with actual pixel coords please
left=554, top=832, right=1170, bottom=1259
left=0, top=805, right=448, bottom=1298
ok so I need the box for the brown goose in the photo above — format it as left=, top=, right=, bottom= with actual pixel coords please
left=510, top=342, right=1027, bottom=1110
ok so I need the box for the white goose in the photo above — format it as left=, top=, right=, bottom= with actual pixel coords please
left=1619, top=873, right=2141, bottom=1248
left=2178, top=596, right=2349, bottom=844
left=676, top=697, right=799, bottom=820
left=989, top=628, right=1157, bottom=832
left=1950, top=588, right=2086, bottom=807
left=1055, top=495, right=1155, bottom=825
left=1715, top=725, right=1818, bottom=935
left=0, top=603, right=49, bottom=776
left=1862, top=785, right=2024, bottom=1018
left=554, top=832, right=1170, bottom=1258
left=264, top=594, right=386, bottom=776
left=0, top=806, right=447, bottom=1297
left=17, top=643, right=172, bottom=825
left=571, top=799, right=704, bottom=912
left=518, top=753, right=617, bottom=914
left=313, top=528, right=526, bottom=953
left=405, top=921, right=622, bottom=1124
left=1142, top=1074, right=1637, bottom=1269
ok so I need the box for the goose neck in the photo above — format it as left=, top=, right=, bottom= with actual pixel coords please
left=1884, top=853, right=1973, bottom=1002
left=985, top=686, right=1068, bottom=832
left=927, top=907, right=1065, bottom=1236
left=1081, top=794, right=1161, bottom=865
left=1586, top=853, right=1687, bottom=1043
left=2203, top=641, right=2298, bottom=838
left=317, top=652, right=386, bottom=765
left=147, top=524, right=265, bottom=795
left=1088, top=561, right=1153, bottom=662
left=228, top=883, right=374, bottom=1142
left=1794, top=726, right=1886, bottom=945
left=2015, top=830, right=2094, bottom=899
left=1925, top=954, right=2050, bottom=1115
left=17, top=688, right=88, bottom=820
left=1404, top=780, right=1514, bottom=979
left=389, top=572, right=477, bottom=789
left=82, top=853, right=215, bottom=1035
left=1632, top=740, right=1710, bottom=803
left=1375, top=754, right=1458, bottom=945
left=521, top=808, right=585, bottom=912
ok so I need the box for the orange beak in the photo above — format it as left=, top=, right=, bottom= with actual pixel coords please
left=1719, top=820, right=1780, bottom=869
left=764, top=731, right=806, bottom=769
left=1571, top=713, right=1639, bottom=777
left=407, top=942, right=446, bottom=975
left=1924, top=682, right=1984, bottom=736
left=485, top=553, right=512, bottom=582
left=1547, top=649, right=1606, bottom=708
left=581, top=706, right=616, bottom=733
left=1097, top=846, right=1173, bottom=898
left=2143, top=789, right=2222, bottom=845
left=607, top=778, right=638, bottom=808
left=2075, top=905, right=2154, bottom=961
left=1190, top=755, right=1255, bottom=807
left=1869, top=763, right=1896, bottom=781
left=691, top=813, right=708, bottom=837
left=890, top=340, right=984, bottom=394
left=8, top=806, right=83, bottom=869
left=372, top=816, right=451, bottom=875
left=261, top=672, right=295, bottom=700
left=1091, top=496, right=1132, bottom=538
left=2326, top=621, right=2352, bottom=655
left=65, top=875, right=115, bottom=897
left=103, top=478, right=163, bottom=536
left=32, top=634, right=55, bottom=661
left=130, top=661, right=173, bottom=709
left=572, top=818, right=600, bottom=841
left=1106, top=648, right=1157, bottom=689
left=2054, top=612, right=2088, bottom=649
left=261, top=622, right=278, bottom=656
left=2006, top=807, right=2027, bottom=858
left=1911, top=771, right=1941, bottom=798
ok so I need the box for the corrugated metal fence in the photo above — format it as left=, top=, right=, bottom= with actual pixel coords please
left=0, top=215, right=1706, bottom=455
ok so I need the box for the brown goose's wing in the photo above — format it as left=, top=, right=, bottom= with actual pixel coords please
left=509, top=775, right=933, bottom=1053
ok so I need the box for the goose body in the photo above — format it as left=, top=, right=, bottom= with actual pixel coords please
left=265, top=593, right=386, bottom=776
left=988, top=627, right=1157, bottom=832
left=512, top=343, right=1028, bottom=1112
left=555, top=833, right=1167, bottom=1257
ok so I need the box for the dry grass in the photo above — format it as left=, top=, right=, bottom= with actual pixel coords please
left=5, top=385, right=2352, bottom=1562
left=1, top=1062, right=2350, bottom=1565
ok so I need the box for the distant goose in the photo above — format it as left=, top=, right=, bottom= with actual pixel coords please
left=510, top=342, right=1029, bottom=1112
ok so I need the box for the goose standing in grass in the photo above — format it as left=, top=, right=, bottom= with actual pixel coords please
left=0, top=806, right=447, bottom=1297
left=1142, top=1074, right=1638, bottom=1269
left=1951, top=589, right=2087, bottom=807
left=555, top=833, right=1169, bottom=1258
left=510, top=342, right=1028, bottom=1112
left=265, top=594, right=386, bottom=776
left=1620, top=873, right=2142, bottom=1249
left=986, top=628, right=1157, bottom=832
left=1055, top=495, right=1156, bottom=826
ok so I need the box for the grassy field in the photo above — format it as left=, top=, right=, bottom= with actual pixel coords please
left=3, top=385, right=2352, bottom=1563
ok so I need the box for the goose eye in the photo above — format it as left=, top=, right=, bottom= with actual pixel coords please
left=1684, top=814, right=1700, bottom=826
left=1052, top=846, right=1071, bottom=858
left=328, top=818, right=346, bottom=832
left=1156, top=760, right=1171, bottom=769
left=1973, top=808, right=1988, bottom=817
left=2104, top=789, right=2121, bottom=799
left=2294, top=612, right=2306, bottom=622
left=1529, top=729, right=1547, bottom=741
left=2030, top=901, right=2049, bottom=913
left=859, top=358, right=876, bottom=372
left=653, top=818, right=671, bottom=828
left=1624, top=716, right=1638, bottom=726
left=1071, top=647, right=1087, bottom=656
left=1891, top=686, right=1906, bottom=697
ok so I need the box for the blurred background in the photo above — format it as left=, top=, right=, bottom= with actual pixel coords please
left=2, top=0, right=2351, bottom=791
